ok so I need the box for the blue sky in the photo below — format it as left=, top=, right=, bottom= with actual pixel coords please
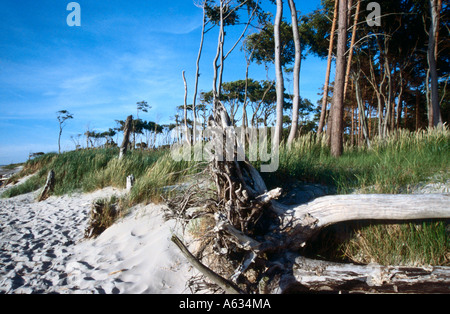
left=0, top=0, right=326, bottom=164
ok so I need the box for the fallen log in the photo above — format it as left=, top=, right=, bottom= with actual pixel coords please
left=213, top=193, right=450, bottom=293
left=278, top=256, right=450, bottom=294
left=276, top=193, right=450, bottom=249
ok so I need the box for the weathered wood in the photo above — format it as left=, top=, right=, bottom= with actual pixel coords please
left=37, top=170, right=55, bottom=202
left=171, top=234, right=243, bottom=294
left=119, top=115, right=133, bottom=160
left=256, top=188, right=282, bottom=204
left=282, top=193, right=450, bottom=249
left=214, top=212, right=262, bottom=253
left=279, top=256, right=450, bottom=294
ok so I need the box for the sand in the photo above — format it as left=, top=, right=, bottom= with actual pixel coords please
left=0, top=180, right=201, bottom=294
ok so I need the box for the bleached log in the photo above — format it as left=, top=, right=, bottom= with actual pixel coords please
left=279, top=256, right=450, bottom=294
left=281, top=193, right=450, bottom=249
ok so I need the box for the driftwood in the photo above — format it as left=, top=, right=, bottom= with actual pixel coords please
left=277, top=256, right=450, bottom=294
left=275, top=193, right=450, bottom=249
left=37, top=170, right=55, bottom=202
left=119, top=115, right=133, bottom=160
left=171, top=235, right=243, bottom=294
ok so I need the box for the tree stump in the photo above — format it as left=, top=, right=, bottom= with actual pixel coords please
left=38, top=170, right=55, bottom=202
left=119, top=115, right=133, bottom=160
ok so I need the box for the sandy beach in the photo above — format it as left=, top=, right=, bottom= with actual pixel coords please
left=0, top=177, right=201, bottom=294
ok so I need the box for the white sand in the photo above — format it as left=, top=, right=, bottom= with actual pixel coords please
left=0, top=184, right=201, bottom=294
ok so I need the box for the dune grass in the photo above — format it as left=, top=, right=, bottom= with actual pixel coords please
left=1, top=148, right=198, bottom=204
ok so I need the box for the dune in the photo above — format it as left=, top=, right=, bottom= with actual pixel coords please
left=0, top=184, right=202, bottom=294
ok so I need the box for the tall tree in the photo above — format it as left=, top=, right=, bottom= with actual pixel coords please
left=192, top=0, right=208, bottom=145
left=135, top=101, right=151, bottom=149
left=317, top=0, right=338, bottom=135
left=287, top=0, right=302, bottom=146
left=343, top=0, right=361, bottom=101
left=273, top=0, right=284, bottom=150
left=56, top=110, right=74, bottom=154
left=209, top=0, right=261, bottom=103
left=428, top=0, right=443, bottom=127
left=182, top=70, right=190, bottom=145
left=329, top=0, right=347, bottom=157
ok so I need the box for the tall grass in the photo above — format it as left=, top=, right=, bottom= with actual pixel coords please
left=342, top=221, right=450, bottom=266
left=264, top=126, right=450, bottom=194
left=1, top=148, right=197, bottom=204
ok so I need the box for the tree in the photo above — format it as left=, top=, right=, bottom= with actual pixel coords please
left=135, top=101, right=151, bottom=149
left=317, top=0, right=338, bottom=135
left=273, top=0, right=284, bottom=151
left=428, top=0, right=443, bottom=127
left=208, top=0, right=262, bottom=102
left=182, top=71, right=190, bottom=145
left=343, top=0, right=361, bottom=101
left=119, top=115, right=133, bottom=160
left=329, top=0, right=347, bottom=157
left=56, top=110, right=74, bottom=154
left=192, top=0, right=211, bottom=145
left=136, top=100, right=150, bottom=120
left=286, top=0, right=302, bottom=146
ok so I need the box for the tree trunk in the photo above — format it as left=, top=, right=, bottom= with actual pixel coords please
left=212, top=1, right=224, bottom=102
left=428, top=0, right=443, bottom=127
left=343, top=0, right=360, bottom=101
left=119, top=115, right=133, bottom=160
left=329, top=0, right=348, bottom=157
left=287, top=0, right=302, bottom=146
left=38, top=170, right=56, bottom=202
left=273, top=0, right=284, bottom=150
left=354, top=73, right=370, bottom=147
left=318, top=0, right=339, bottom=135
left=182, top=70, right=190, bottom=146
left=58, top=127, right=62, bottom=154
left=192, top=1, right=207, bottom=145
